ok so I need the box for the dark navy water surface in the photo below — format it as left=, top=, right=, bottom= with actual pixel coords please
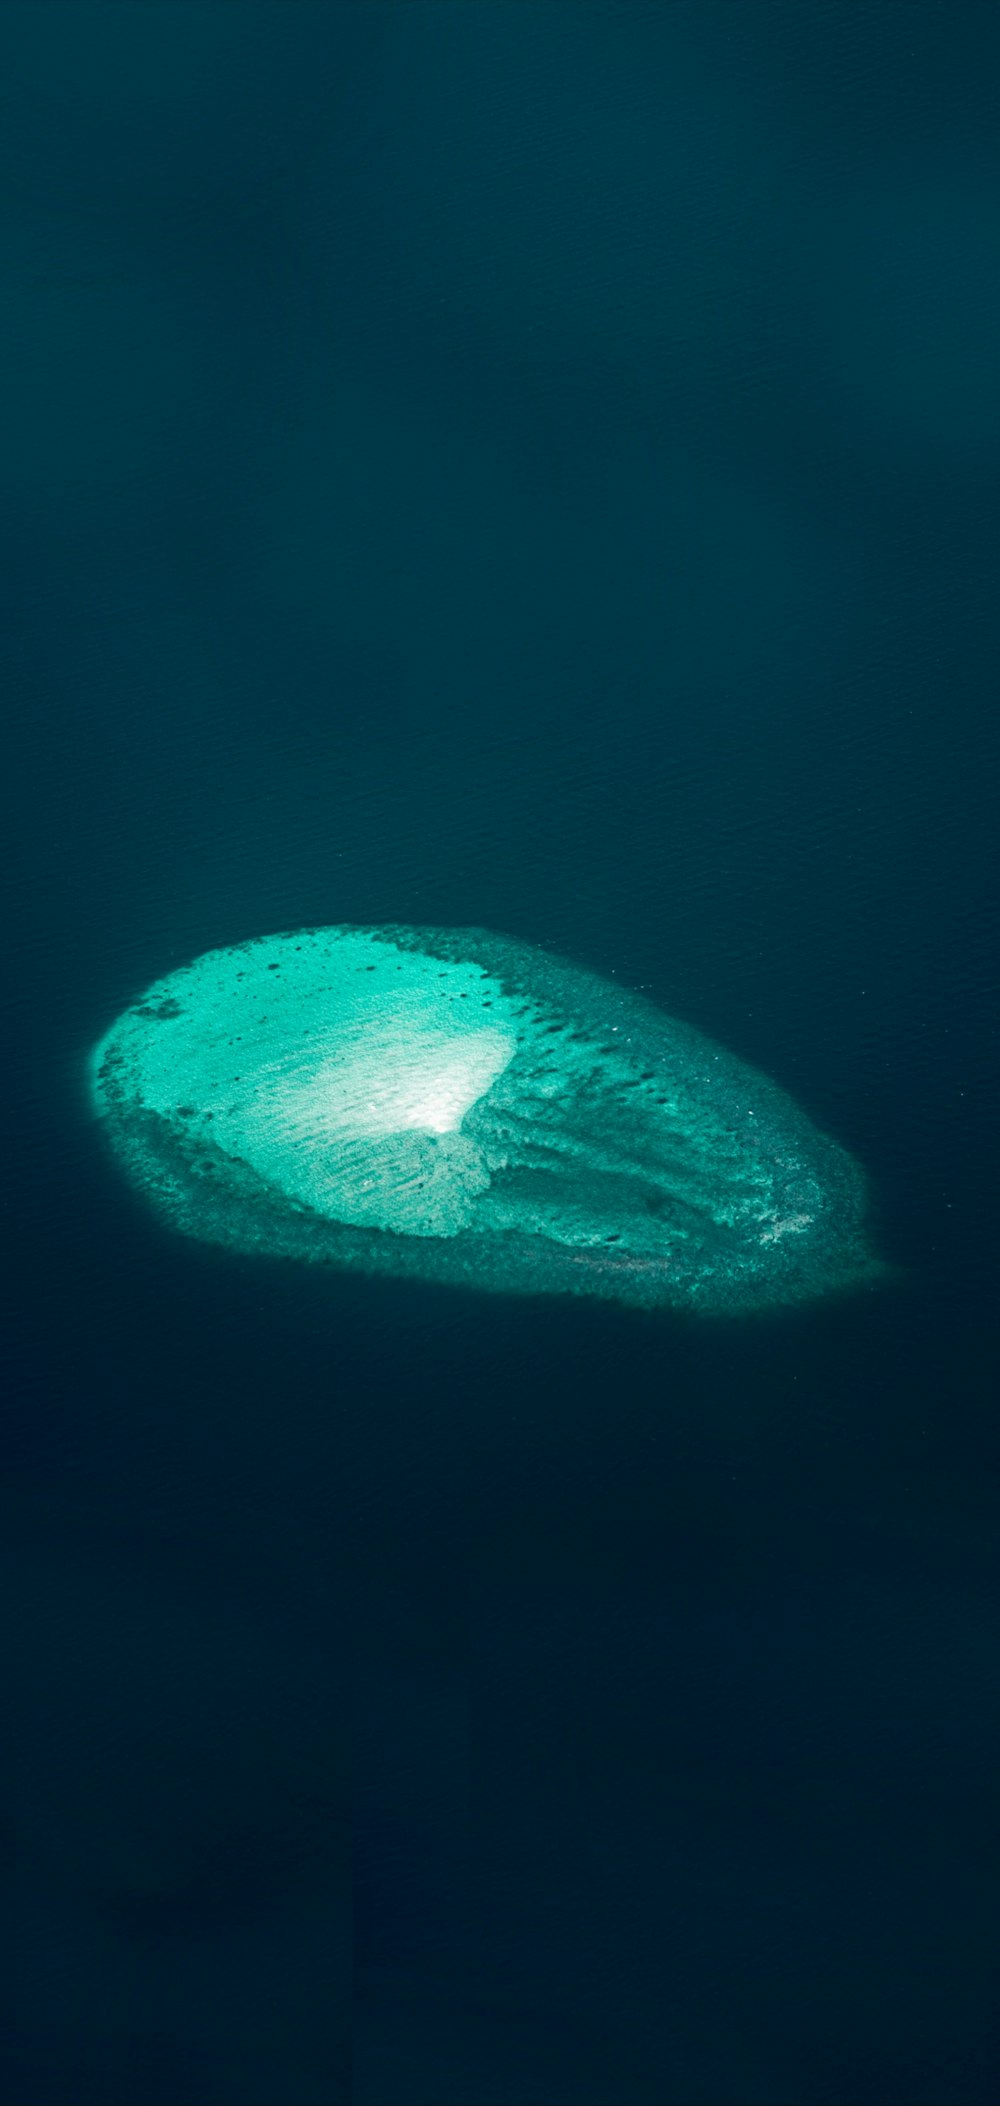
left=3, top=6, right=999, bottom=2101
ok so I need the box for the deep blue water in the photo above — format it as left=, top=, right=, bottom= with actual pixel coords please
left=2, top=5, right=999, bottom=2101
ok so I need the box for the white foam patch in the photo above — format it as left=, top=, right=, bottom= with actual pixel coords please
left=275, top=1024, right=516, bottom=1144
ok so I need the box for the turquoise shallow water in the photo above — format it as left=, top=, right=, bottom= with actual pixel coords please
left=3, top=5, right=1000, bottom=2103
left=91, top=922, right=877, bottom=1312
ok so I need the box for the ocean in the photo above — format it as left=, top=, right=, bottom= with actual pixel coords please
left=3, top=5, right=999, bottom=2100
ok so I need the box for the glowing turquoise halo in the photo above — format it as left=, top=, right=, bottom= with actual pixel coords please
left=90, top=924, right=879, bottom=1313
